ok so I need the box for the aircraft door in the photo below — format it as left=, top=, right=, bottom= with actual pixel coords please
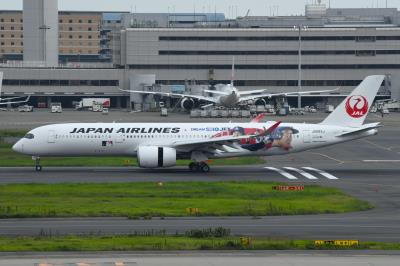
left=303, top=130, right=311, bottom=143
left=47, top=130, right=56, bottom=143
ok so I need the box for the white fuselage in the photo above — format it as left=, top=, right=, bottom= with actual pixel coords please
left=213, top=84, right=240, bottom=108
left=13, top=122, right=377, bottom=159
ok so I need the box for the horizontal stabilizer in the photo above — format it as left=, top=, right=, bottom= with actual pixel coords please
left=335, top=123, right=381, bottom=137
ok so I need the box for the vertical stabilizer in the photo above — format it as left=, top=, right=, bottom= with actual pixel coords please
left=321, top=75, right=385, bottom=127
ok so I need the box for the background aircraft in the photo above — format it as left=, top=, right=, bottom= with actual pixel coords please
left=0, top=72, right=30, bottom=106
left=13, top=75, right=384, bottom=172
left=120, top=62, right=337, bottom=109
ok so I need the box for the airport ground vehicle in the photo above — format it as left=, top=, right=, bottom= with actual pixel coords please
left=75, top=98, right=110, bottom=110
left=18, top=105, right=33, bottom=112
left=13, top=76, right=384, bottom=173
left=50, top=103, right=62, bottom=113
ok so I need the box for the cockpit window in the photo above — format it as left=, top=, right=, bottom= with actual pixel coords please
left=24, top=133, right=35, bottom=139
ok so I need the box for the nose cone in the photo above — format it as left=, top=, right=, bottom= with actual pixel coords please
left=12, top=141, right=23, bottom=153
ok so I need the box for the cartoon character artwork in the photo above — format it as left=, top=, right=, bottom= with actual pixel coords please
left=228, top=126, right=299, bottom=152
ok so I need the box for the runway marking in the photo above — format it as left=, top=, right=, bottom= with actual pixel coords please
left=283, top=167, right=318, bottom=180
left=363, top=160, right=400, bottom=163
left=265, top=167, right=340, bottom=180
left=360, top=139, right=392, bottom=152
left=309, top=152, right=345, bottom=164
left=302, top=167, right=339, bottom=180
left=264, top=167, right=298, bottom=180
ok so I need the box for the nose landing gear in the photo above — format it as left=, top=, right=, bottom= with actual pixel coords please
left=33, top=156, right=42, bottom=172
left=188, top=162, right=210, bottom=173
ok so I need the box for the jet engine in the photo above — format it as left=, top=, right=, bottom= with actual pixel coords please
left=255, top=98, right=267, bottom=106
left=137, top=146, right=176, bottom=168
left=180, top=98, right=195, bottom=110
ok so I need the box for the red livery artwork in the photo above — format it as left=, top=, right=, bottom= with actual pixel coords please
left=345, top=95, right=369, bottom=118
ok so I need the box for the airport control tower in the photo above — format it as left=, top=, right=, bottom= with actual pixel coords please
left=23, top=0, right=58, bottom=67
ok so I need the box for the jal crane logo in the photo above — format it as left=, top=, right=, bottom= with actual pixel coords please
left=345, top=95, right=369, bottom=118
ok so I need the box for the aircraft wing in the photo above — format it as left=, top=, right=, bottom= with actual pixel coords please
left=119, top=88, right=218, bottom=103
left=170, top=121, right=281, bottom=154
left=171, top=135, right=250, bottom=153
left=238, top=89, right=268, bottom=96
left=238, top=88, right=339, bottom=103
left=0, top=95, right=31, bottom=105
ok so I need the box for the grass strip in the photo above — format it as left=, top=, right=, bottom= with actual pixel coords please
left=0, top=182, right=372, bottom=218
left=0, top=235, right=398, bottom=251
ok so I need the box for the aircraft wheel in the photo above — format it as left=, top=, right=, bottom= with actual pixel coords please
left=35, top=165, right=42, bottom=172
left=189, top=162, right=199, bottom=172
left=200, top=162, right=210, bottom=173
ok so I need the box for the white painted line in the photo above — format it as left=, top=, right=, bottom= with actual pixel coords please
left=310, top=152, right=345, bottom=164
left=363, top=160, right=400, bottom=163
left=284, top=167, right=318, bottom=180
left=302, top=167, right=339, bottom=180
left=264, top=167, right=298, bottom=180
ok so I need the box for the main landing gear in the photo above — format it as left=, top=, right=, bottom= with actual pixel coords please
left=33, top=156, right=42, bottom=172
left=188, top=162, right=210, bottom=173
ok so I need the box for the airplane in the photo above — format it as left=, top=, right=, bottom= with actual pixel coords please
left=120, top=61, right=337, bottom=110
left=13, top=75, right=384, bottom=173
left=0, top=72, right=31, bottom=105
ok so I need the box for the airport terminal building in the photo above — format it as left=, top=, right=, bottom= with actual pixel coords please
left=1, top=4, right=400, bottom=108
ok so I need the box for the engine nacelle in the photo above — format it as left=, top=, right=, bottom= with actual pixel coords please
left=137, top=146, right=176, bottom=168
left=181, top=98, right=195, bottom=110
left=255, top=98, right=267, bottom=106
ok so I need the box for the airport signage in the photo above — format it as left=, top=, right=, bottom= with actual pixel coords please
left=272, top=185, right=305, bottom=191
left=314, top=240, right=359, bottom=246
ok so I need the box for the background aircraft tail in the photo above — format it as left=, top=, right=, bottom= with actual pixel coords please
left=321, top=75, right=385, bottom=128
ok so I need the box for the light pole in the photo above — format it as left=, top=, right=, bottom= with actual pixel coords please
left=294, top=25, right=307, bottom=108
left=39, top=25, right=50, bottom=66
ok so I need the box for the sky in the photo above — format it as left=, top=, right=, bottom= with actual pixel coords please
left=0, top=0, right=398, bottom=18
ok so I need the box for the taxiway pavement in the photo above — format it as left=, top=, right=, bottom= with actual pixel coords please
left=1, top=251, right=400, bottom=266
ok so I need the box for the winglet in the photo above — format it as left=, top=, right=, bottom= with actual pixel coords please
left=257, top=121, right=282, bottom=137
left=251, top=113, right=267, bottom=123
